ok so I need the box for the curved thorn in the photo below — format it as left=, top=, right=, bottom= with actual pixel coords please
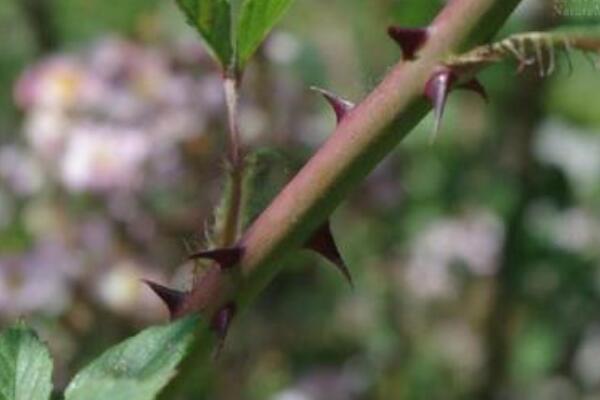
left=143, top=280, right=187, bottom=318
left=211, top=303, right=236, bottom=358
left=311, top=86, right=355, bottom=123
left=424, top=69, right=456, bottom=142
left=189, top=247, right=244, bottom=270
left=457, top=78, right=489, bottom=102
left=387, top=26, right=429, bottom=60
left=305, top=221, right=353, bottom=288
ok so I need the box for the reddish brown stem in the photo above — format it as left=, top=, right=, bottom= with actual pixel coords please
left=163, top=0, right=524, bottom=396
left=233, top=0, right=524, bottom=307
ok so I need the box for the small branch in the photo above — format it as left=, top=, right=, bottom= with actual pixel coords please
left=223, top=78, right=242, bottom=168
left=219, top=78, right=245, bottom=247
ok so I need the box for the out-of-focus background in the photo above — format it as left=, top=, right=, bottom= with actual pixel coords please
left=1, top=0, right=600, bottom=398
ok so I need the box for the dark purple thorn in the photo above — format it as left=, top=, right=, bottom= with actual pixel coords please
left=424, top=69, right=457, bottom=141
left=456, top=78, right=489, bottom=102
left=311, top=86, right=355, bottom=123
left=304, top=221, right=353, bottom=288
left=211, top=303, right=236, bottom=358
left=188, top=247, right=244, bottom=270
left=143, top=280, right=187, bottom=318
left=387, top=26, right=429, bottom=60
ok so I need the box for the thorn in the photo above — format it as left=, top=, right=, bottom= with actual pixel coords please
left=143, top=280, right=187, bottom=318
left=456, top=78, right=489, bottom=102
left=424, top=69, right=457, bottom=142
left=189, top=247, right=244, bottom=270
left=211, top=303, right=236, bottom=358
left=387, top=26, right=429, bottom=60
left=305, top=221, right=353, bottom=287
left=311, top=86, right=355, bottom=123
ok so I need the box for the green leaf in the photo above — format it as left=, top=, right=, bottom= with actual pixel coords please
left=65, top=316, right=199, bottom=400
left=0, top=322, right=53, bottom=400
left=175, top=0, right=233, bottom=69
left=235, top=0, right=295, bottom=69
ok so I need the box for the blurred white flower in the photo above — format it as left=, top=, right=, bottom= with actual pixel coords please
left=535, top=119, right=600, bottom=191
left=60, top=125, right=150, bottom=192
left=97, top=261, right=141, bottom=313
left=273, top=391, right=312, bottom=400
left=528, top=204, right=600, bottom=252
left=24, top=110, right=69, bottom=160
left=575, top=326, right=600, bottom=388
left=240, top=105, right=269, bottom=142
left=16, top=37, right=213, bottom=194
left=405, top=210, right=504, bottom=299
left=96, top=259, right=166, bottom=320
left=265, top=32, right=302, bottom=65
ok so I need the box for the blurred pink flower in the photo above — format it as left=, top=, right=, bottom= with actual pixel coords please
left=0, top=241, right=79, bottom=317
left=0, top=146, right=44, bottom=195
left=14, top=56, right=89, bottom=110
left=60, top=125, right=150, bottom=192
left=16, top=37, right=218, bottom=194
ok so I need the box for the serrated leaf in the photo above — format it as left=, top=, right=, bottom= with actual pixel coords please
left=235, top=0, right=295, bottom=69
left=65, top=316, right=199, bottom=400
left=0, top=322, right=53, bottom=400
left=175, top=0, right=233, bottom=69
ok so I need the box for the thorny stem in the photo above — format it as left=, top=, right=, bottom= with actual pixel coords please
left=182, top=0, right=525, bottom=320
left=232, top=0, right=524, bottom=306
left=165, top=0, right=523, bottom=397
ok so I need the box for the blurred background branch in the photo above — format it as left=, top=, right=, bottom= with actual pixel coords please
left=17, top=0, right=59, bottom=54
